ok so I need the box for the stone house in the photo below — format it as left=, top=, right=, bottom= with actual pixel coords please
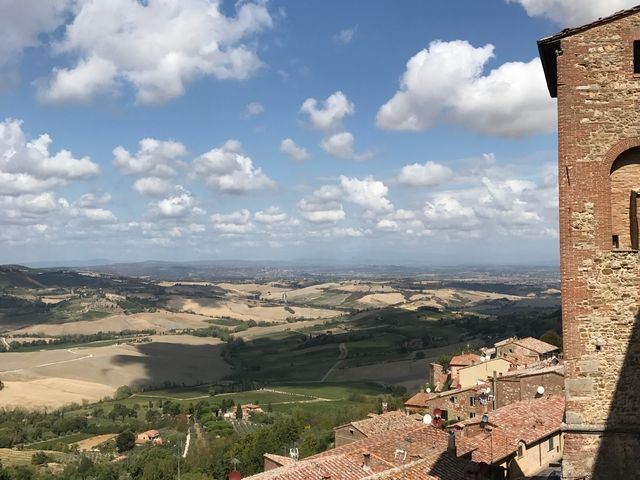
left=454, top=396, right=564, bottom=479
left=404, top=383, right=493, bottom=422
left=136, top=429, right=163, bottom=445
left=333, top=410, right=420, bottom=447
left=495, top=337, right=558, bottom=366
left=495, top=364, right=564, bottom=408
left=538, top=5, right=640, bottom=478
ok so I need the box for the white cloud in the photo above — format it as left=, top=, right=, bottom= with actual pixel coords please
left=244, top=102, right=264, bottom=117
left=0, top=119, right=99, bottom=196
left=77, top=192, right=111, bottom=207
left=0, top=0, right=69, bottom=66
left=255, top=207, right=288, bottom=224
left=506, top=0, right=639, bottom=26
left=297, top=197, right=345, bottom=224
left=424, top=194, right=478, bottom=226
left=37, top=0, right=274, bottom=104
left=377, top=40, right=556, bottom=137
left=113, top=138, right=187, bottom=177
left=339, top=176, right=393, bottom=212
left=155, top=188, right=196, bottom=218
left=133, top=177, right=172, bottom=197
left=190, top=140, right=275, bottom=193
left=211, top=209, right=254, bottom=234
left=300, top=91, right=354, bottom=132
left=398, top=161, right=453, bottom=187
left=321, top=132, right=372, bottom=161
left=333, top=26, right=357, bottom=45
left=280, top=138, right=309, bottom=161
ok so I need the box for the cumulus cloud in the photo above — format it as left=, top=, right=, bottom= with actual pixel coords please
left=190, top=140, right=275, bottom=193
left=376, top=40, right=556, bottom=137
left=280, top=138, right=310, bottom=161
left=0, top=119, right=99, bottom=196
left=243, top=102, right=264, bottom=117
left=506, top=0, right=638, bottom=26
left=154, top=187, right=200, bottom=218
left=77, top=192, right=112, bottom=207
left=133, top=177, right=173, bottom=197
left=321, top=132, right=372, bottom=161
left=398, top=161, right=453, bottom=187
left=339, top=176, right=393, bottom=212
left=113, top=138, right=187, bottom=177
left=255, top=207, right=288, bottom=224
left=297, top=187, right=346, bottom=223
left=300, top=91, right=354, bottom=132
left=36, top=0, right=274, bottom=104
left=211, top=209, right=254, bottom=234
left=333, top=26, right=357, bottom=45
left=0, top=0, right=69, bottom=66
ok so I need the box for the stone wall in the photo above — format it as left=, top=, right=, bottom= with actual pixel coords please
left=554, top=10, right=640, bottom=478
left=495, top=372, right=564, bottom=408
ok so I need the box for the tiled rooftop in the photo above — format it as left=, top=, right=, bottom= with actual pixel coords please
left=346, top=411, right=421, bottom=437
left=513, top=337, right=559, bottom=355
left=449, top=353, right=481, bottom=366
left=455, top=395, right=564, bottom=464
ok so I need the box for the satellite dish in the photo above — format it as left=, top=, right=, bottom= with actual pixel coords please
left=422, top=414, right=433, bottom=425
left=485, top=387, right=491, bottom=394
left=537, top=385, right=545, bottom=395
left=433, top=408, right=442, bottom=418
left=480, top=355, right=486, bottom=362
left=426, top=387, right=431, bottom=393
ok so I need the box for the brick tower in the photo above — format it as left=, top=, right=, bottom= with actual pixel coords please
left=539, top=6, right=640, bottom=479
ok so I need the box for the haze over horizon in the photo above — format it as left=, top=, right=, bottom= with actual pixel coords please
left=2, top=0, right=634, bottom=265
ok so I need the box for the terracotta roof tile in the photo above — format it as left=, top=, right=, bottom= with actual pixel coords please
left=456, top=395, right=564, bottom=464
left=513, top=337, right=558, bottom=354
left=449, top=353, right=481, bottom=366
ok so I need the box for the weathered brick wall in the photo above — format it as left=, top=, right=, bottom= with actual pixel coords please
left=555, top=10, right=640, bottom=479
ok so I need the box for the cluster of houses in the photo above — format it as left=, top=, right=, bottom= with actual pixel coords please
left=244, top=336, right=564, bottom=480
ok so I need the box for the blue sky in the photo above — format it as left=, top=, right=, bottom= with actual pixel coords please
left=0, top=0, right=634, bottom=265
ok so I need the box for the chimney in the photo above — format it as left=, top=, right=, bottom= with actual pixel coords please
left=362, top=451, right=371, bottom=471
left=447, top=430, right=456, bottom=455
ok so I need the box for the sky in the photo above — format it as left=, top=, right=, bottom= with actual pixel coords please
left=0, top=0, right=636, bottom=266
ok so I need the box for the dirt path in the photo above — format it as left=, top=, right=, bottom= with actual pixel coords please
left=0, top=338, right=9, bottom=351
left=321, top=343, right=348, bottom=382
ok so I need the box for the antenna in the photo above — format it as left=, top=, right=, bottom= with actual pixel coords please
left=394, top=448, right=407, bottom=462
left=289, top=447, right=299, bottom=462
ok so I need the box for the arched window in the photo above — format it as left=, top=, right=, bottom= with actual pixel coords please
left=610, top=147, right=640, bottom=250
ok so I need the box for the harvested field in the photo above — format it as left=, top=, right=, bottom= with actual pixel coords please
left=9, top=311, right=212, bottom=336
left=167, top=297, right=341, bottom=322
left=73, top=434, right=117, bottom=451
left=0, top=335, right=230, bottom=410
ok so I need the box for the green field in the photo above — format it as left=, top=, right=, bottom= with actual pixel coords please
left=24, top=433, right=94, bottom=451
left=0, top=448, right=67, bottom=466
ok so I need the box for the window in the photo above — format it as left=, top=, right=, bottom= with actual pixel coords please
left=613, top=235, right=620, bottom=249
left=349, top=428, right=354, bottom=435
left=441, top=410, right=449, bottom=421
left=548, top=437, right=555, bottom=451
left=517, top=443, right=525, bottom=458
left=470, top=397, right=476, bottom=407
left=635, top=40, right=640, bottom=74
left=449, top=396, right=457, bottom=404
left=469, top=412, right=476, bottom=418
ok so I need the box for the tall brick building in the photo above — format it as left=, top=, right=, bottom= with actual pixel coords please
left=538, top=6, right=640, bottom=479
